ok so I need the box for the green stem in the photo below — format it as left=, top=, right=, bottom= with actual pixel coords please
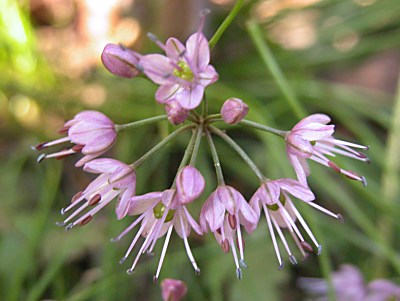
left=204, top=113, right=221, bottom=122
left=246, top=20, right=306, bottom=119
left=189, top=125, right=203, bottom=166
left=209, top=0, right=245, bottom=49
left=115, top=115, right=167, bottom=131
left=202, top=94, right=209, bottom=118
left=240, top=119, right=288, bottom=137
left=209, top=126, right=265, bottom=181
left=131, top=124, right=194, bottom=169
left=373, top=71, right=400, bottom=277
left=172, top=126, right=200, bottom=187
left=205, top=130, right=225, bottom=185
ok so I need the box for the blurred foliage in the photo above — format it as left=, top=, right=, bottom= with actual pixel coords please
left=0, top=0, right=400, bottom=300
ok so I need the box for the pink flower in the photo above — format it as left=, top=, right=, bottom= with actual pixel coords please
left=299, top=264, right=400, bottom=301
left=101, top=43, right=142, bottom=78
left=285, top=114, right=369, bottom=186
left=250, top=178, right=342, bottom=269
left=139, top=26, right=218, bottom=110
left=36, top=110, right=117, bottom=167
left=113, top=166, right=204, bottom=281
left=200, top=185, right=257, bottom=278
left=161, top=279, right=188, bottom=301
left=221, top=98, right=249, bottom=125
left=56, top=158, right=136, bottom=230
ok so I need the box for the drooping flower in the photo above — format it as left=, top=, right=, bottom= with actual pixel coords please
left=285, top=114, right=369, bottom=186
left=221, top=98, right=249, bottom=125
left=161, top=278, right=188, bottom=301
left=35, top=110, right=117, bottom=167
left=101, top=43, right=142, bottom=78
left=56, top=158, right=136, bottom=230
left=249, top=178, right=343, bottom=269
left=113, top=166, right=204, bottom=282
left=298, top=264, right=400, bottom=301
left=200, top=185, right=257, bottom=278
left=139, top=20, right=218, bottom=110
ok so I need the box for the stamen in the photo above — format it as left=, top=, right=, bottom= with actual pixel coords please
left=147, top=32, right=166, bottom=51
left=278, top=263, right=284, bottom=270
left=65, top=223, right=74, bottom=231
left=55, top=221, right=66, bottom=227
left=71, top=191, right=83, bottom=203
left=58, top=125, right=70, bottom=134
left=228, top=214, right=237, bottom=229
left=35, top=136, right=70, bottom=149
left=126, top=268, right=134, bottom=275
left=328, top=161, right=341, bottom=173
left=180, top=214, right=200, bottom=273
left=289, top=201, right=319, bottom=248
left=263, top=204, right=283, bottom=267
left=155, top=225, right=174, bottom=280
left=271, top=216, right=295, bottom=261
left=111, top=213, right=146, bottom=242
left=229, top=238, right=241, bottom=279
left=72, top=144, right=84, bottom=152
left=34, top=142, right=47, bottom=151
left=153, top=276, right=158, bottom=284
left=300, top=241, right=314, bottom=253
left=88, top=194, right=101, bottom=206
left=306, top=201, right=343, bottom=220
left=236, top=268, right=242, bottom=280
left=221, top=239, right=230, bottom=253
left=37, top=153, right=46, bottom=163
left=79, top=215, right=92, bottom=226
left=119, top=256, right=127, bottom=264
left=289, top=255, right=298, bottom=265
left=129, top=222, right=157, bottom=272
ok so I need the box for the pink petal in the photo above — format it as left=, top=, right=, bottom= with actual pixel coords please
left=155, top=83, right=183, bottom=103
left=128, top=192, right=162, bottom=215
left=176, top=166, right=205, bottom=205
left=293, top=114, right=331, bottom=130
left=287, top=153, right=309, bottom=186
left=186, top=33, right=210, bottom=70
left=165, top=37, right=186, bottom=61
left=73, top=110, right=114, bottom=124
left=183, top=206, right=202, bottom=235
left=176, top=84, right=204, bottom=110
left=198, top=65, right=219, bottom=86
left=200, top=192, right=225, bottom=232
left=109, top=165, right=136, bottom=189
left=81, top=131, right=116, bottom=154
left=140, top=54, right=174, bottom=85
left=294, top=124, right=334, bottom=141
left=276, top=178, right=315, bottom=202
left=83, top=158, right=123, bottom=174
left=116, top=185, right=135, bottom=219
left=286, top=134, right=313, bottom=158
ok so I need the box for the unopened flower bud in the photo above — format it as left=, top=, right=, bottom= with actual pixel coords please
left=161, top=279, right=187, bottom=301
left=101, top=43, right=141, bottom=78
left=165, top=100, right=189, bottom=125
left=221, top=98, right=249, bottom=124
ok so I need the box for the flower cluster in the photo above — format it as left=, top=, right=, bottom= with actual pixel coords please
left=34, top=13, right=369, bottom=281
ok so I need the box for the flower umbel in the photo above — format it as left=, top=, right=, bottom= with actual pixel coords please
left=285, top=114, right=369, bottom=186
left=35, top=110, right=117, bottom=167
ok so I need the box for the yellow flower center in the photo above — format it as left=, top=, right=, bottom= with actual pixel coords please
left=153, top=203, right=175, bottom=222
left=173, top=60, right=194, bottom=81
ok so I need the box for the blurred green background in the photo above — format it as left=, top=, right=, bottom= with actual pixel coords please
left=1, top=0, right=400, bottom=300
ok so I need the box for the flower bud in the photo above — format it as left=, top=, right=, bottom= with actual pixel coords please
left=165, top=100, right=189, bottom=125
left=221, top=98, right=249, bottom=124
left=101, top=43, right=141, bottom=78
left=161, top=279, right=187, bottom=301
